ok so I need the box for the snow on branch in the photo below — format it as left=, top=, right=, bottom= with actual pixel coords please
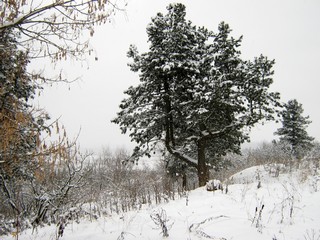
left=171, top=149, right=198, bottom=166
left=200, top=123, right=240, bottom=140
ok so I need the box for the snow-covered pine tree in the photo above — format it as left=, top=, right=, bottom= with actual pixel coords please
left=275, top=99, right=314, bottom=159
left=113, top=3, right=281, bottom=186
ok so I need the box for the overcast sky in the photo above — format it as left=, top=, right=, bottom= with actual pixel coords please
left=36, top=0, right=320, bottom=152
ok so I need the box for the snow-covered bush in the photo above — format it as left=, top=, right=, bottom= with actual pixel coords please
left=0, top=150, right=92, bottom=236
left=206, top=179, right=223, bottom=192
left=82, top=148, right=189, bottom=217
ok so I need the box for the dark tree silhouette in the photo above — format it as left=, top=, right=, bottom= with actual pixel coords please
left=275, top=99, right=314, bottom=159
left=113, top=3, right=281, bottom=186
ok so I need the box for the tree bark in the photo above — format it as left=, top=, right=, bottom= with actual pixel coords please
left=182, top=172, right=187, bottom=191
left=197, top=140, right=209, bottom=187
left=163, top=78, right=175, bottom=148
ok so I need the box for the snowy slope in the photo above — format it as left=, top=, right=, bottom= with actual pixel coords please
left=3, top=165, right=320, bottom=240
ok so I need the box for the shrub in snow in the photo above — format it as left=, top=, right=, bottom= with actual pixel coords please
left=303, top=229, right=320, bottom=240
left=265, top=163, right=286, bottom=177
left=252, top=204, right=265, bottom=232
left=206, top=179, right=223, bottom=192
left=150, top=208, right=171, bottom=237
left=56, top=207, right=93, bottom=239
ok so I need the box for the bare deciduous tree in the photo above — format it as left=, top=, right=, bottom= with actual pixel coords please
left=0, top=1, right=126, bottom=235
left=0, top=0, right=126, bottom=61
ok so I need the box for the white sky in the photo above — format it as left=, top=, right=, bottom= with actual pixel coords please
left=36, top=0, right=320, bottom=152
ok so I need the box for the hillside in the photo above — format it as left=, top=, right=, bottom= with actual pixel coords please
left=3, top=165, right=320, bottom=240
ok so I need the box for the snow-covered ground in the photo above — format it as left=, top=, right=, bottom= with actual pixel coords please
left=3, top=165, right=320, bottom=240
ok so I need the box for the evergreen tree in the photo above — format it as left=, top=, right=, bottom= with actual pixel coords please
left=275, top=99, right=314, bottom=159
left=113, top=3, right=281, bottom=186
left=0, top=29, right=40, bottom=216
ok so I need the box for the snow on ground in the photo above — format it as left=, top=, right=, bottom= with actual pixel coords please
left=3, top=165, right=320, bottom=240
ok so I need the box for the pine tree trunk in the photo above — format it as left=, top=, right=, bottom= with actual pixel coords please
left=197, top=140, right=209, bottom=187
left=182, top=172, right=187, bottom=191
left=163, top=79, right=175, bottom=147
